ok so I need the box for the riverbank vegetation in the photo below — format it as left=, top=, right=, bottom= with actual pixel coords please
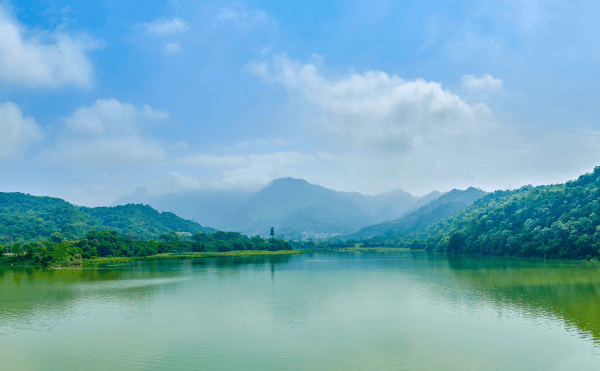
left=0, top=230, right=294, bottom=267
left=6, top=168, right=600, bottom=265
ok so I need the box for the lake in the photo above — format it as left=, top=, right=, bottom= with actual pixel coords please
left=1, top=251, right=599, bottom=370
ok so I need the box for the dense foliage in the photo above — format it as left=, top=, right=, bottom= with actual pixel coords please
left=0, top=230, right=293, bottom=266
left=0, top=193, right=215, bottom=244
left=388, top=167, right=600, bottom=260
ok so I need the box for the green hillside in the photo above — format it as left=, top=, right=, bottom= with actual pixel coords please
left=406, top=167, right=600, bottom=260
left=0, top=193, right=215, bottom=243
left=347, top=187, right=488, bottom=240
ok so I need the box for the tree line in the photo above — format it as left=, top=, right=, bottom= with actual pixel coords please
left=1, top=230, right=293, bottom=266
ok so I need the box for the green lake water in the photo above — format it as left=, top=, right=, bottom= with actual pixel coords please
left=1, top=251, right=599, bottom=370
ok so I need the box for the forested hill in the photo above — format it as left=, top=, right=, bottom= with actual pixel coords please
left=347, top=187, right=488, bottom=240
left=407, top=167, right=600, bottom=260
left=0, top=192, right=215, bottom=243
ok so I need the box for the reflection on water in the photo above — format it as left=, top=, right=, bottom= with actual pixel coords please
left=1, top=252, right=599, bottom=371
left=446, top=254, right=600, bottom=344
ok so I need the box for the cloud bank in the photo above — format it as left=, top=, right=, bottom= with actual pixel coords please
left=248, top=54, right=600, bottom=194
left=250, top=53, right=495, bottom=153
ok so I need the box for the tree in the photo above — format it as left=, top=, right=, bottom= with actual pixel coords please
left=270, top=227, right=275, bottom=239
left=216, top=240, right=232, bottom=252
left=191, top=232, right=207, bottom=243
left=50, top=232, right=62, bottom=243
left=11, top=242, right=22, bottom=255
left=159, top=231, right=180, bottom=243
left=447, top=231, right=466, bottom=253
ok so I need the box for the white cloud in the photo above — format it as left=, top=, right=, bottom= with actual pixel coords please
left=216, top=152, right=314, bottom=188
left=0, top=4, right=98, bottom=87
left=164, top=42, right=181, bottom=53
left=247, top=53, right=600, bottom=195
left=258, top=43, right=274, bottom=56
left=146, top=18, right=188, bottom=35
left=420, top=15, right=439, bottom=51
left=250, top=53, right=494, bottom=152
left=215, top=7, right=269, bottom=28
left=50, top=99, right=168, bottom=167
left=462, top=74, right=503, bottom=90
left=65, top=99, right=167, bottom=136
left=181, top=151, right=314, bottom=189
left=181, top=154, right=245, bottom=167
left=0, top=102, right=43, bottom=158
left=66, top=99, right=138, bottom=136
left=51, top=136, right=166, bottom=166
left=142, top=104, right=169, bottom=120
left=235, top=138, right=287, bottom=147
left=145, top=171, right=201, bottom=195
left=64, top=183, right=134, bottom=207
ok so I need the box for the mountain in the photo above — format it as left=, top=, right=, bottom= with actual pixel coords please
left=114, top=178, right=442, bottom=238
left=233, top=178, right=371, bottom=237
left=339, top=189, right=442, bottom=223
left=409, top=167, right=600, bottom=260
left=0, top=192, right=215, bottom=244
left=346, top=187, right=488, bottom=240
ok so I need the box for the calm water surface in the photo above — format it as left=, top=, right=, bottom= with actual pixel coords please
left=1, top=251, right=599, bottom=370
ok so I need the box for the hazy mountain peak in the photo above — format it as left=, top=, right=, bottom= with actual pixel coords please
left=114, top=178, right=445, bottom=238
left=268, top=177, right=310, bottom=186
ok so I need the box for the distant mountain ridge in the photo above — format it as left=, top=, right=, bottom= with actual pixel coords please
left=346, top=187, right=488, bottom=240
left=0, top=192, right=214, bottom=244
left=115, top=178, right=443, bottom=238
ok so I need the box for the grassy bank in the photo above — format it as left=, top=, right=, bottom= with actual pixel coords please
left=335, top=247, right=412, bottom=253
left=85, top=250, right=303, bottom=265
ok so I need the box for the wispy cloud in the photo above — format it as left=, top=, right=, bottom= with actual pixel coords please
left=462, top=74, right=503, bottom=90
left=66, top=99, right=167, bottom=136
left=50, top=136, right=166, bottom=166
left=145, top=17, right=188, bottom=35
left=215, top=6, right=270, bottom=29
left=181, top=151, right=315, bottom=189
left=144, top=171, right=201, bottom=195
left=0, top=102, right=43, bottom=158
left=48, top=99, right=168, bottom=167
left=164, top=42, right=182, bottom=53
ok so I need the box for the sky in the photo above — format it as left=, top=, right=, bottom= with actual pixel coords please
left=1, top=0, right=600, bottom=206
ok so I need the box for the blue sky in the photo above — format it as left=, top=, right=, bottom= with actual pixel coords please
left=1, top=0, right=600, bottom=206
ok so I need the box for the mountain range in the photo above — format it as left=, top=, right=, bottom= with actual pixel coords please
left=346, top=187, right=489, bottom=240
left=116, top=178, right=443, bottom=238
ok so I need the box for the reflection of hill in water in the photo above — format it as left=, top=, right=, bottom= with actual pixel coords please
left=0, top=266, right=169, bottom=335
left=446, top=255, right=600, bottom=343
left=0, top=255, right=297, bottom=330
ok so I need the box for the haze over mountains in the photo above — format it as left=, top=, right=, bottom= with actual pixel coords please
left=116, top=178, right=443, bottom=238
left=346, top=187, right=489, bottom=240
